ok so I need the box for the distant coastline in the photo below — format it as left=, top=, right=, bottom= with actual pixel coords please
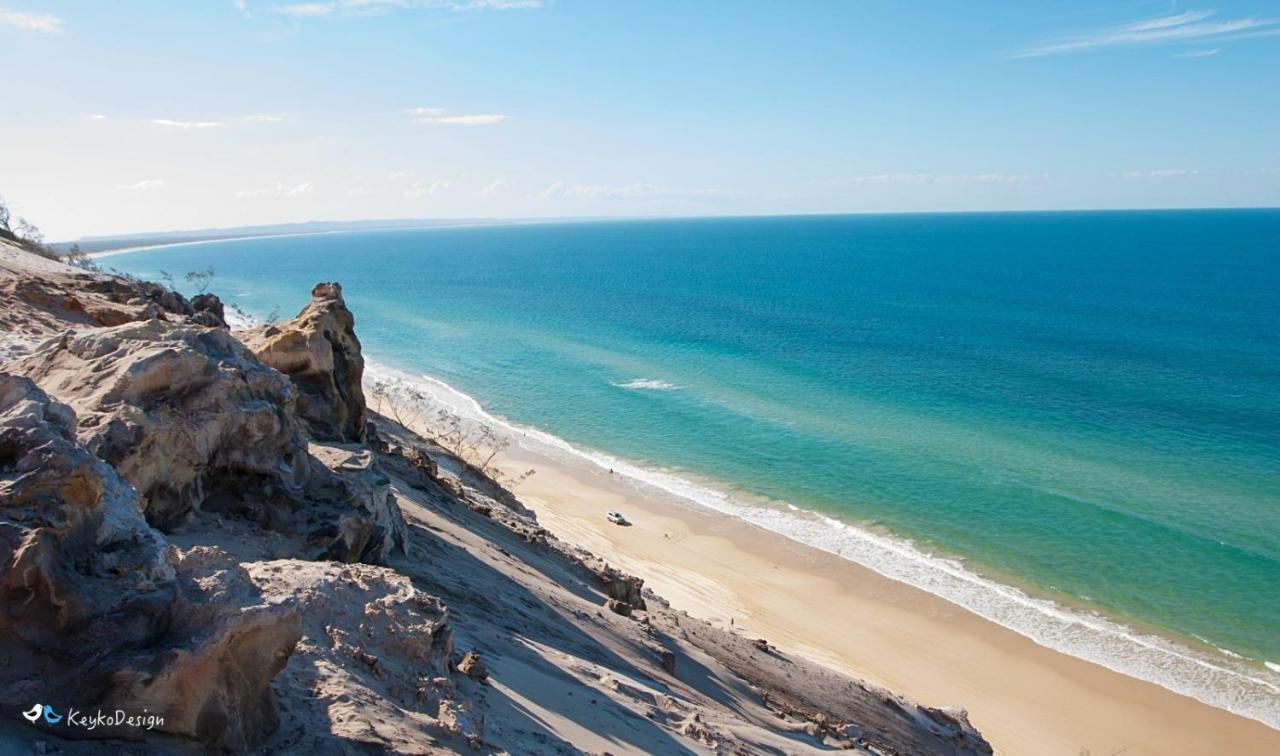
left=69, top=206, right=1280, bottom=254
left=97, top=217, right=1280, bottom=752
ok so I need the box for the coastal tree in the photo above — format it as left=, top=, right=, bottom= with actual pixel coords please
left=0, top=197, right=60, bottom=261
left=368, top=377, right=534, bottom=487
left=186, top=265, right=216, bottom=294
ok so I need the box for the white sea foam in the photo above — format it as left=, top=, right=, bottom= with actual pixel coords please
left=613, top=378, right=682, bottom=391
left=363, top=359, right=1280, bottom=731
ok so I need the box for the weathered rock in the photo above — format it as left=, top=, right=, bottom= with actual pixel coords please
left=305, top=444, right=409, bottom=564
left=0, top=375, right=301, bottom=751
left=402, top=445, right=439, bottom=480
left=106, top=548, right=302, bottom=751
left=457, top=650, right=488, bottom=682
left=12, top=320, right=310, bottom=531
left=593, top=562, right=647, bottom=611
left=244, top=561, right=456, bottom=753
left=605, top=598, right=633, bottom=617
left=190, top=292, right=228, bottom=329
left=242, top=282, right=366, bottom=442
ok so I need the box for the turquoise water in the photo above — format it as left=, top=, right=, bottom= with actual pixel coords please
left=105, top=211, right=1280, bottom=716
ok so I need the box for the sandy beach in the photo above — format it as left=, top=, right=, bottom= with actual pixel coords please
left=487, top=444, right=1280, bottom=755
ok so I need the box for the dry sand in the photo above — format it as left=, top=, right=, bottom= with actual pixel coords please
left=487, top=445, right=1280, bottom=756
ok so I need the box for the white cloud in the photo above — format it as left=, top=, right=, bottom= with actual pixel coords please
left=149, top=118, right=225, bottom=130
left=236, top=181, right=314, bottom=197
left=845, top=174, right=939, bottom=184
left=405, top=179, right=457, bottom=199
left=841, top=173, right=1046, bottom=185
left=1121, top=169, right=1198, bottom=179
left=539, top=181, right=661, bottom=199
left=116, top=179, right=165, bottom=191
left=274, top=2, right=334, bottom=17
left=454, top=0, right=541, bottom=8
left=388, top=170, right=417, bottom=179
left=83, top=114, right=108, bottom=121
left=1172, top=48, right=1221, bottom=58
left=971, top=173, right=1048, bottom=184
left=481, top=180, right=505, bottom=196
left=1013, top=9, right=1278, bottom=58
left=406, top=107, right=508, bottom=126
left=270, top=0, right=540, bottom=19
left=0, top=10, right=64, bottom=32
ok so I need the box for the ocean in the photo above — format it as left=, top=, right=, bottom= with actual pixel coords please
left=102, top=210, right=1280, bottom=726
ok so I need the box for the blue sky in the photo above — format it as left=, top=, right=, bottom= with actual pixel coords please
left=1, top=1, right=1278, bottom=239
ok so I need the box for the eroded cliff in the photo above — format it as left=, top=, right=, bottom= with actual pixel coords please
left=0, top=240, right=991, bottom=755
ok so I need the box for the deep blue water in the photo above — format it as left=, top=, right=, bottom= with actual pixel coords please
left=107, top=210, right=1280, bottom=670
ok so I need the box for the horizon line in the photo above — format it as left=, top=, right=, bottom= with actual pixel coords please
left=65, top=205, right=1280, bottom=246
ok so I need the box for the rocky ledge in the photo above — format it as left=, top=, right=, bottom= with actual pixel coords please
left=0, top=240, right=991, bottom=755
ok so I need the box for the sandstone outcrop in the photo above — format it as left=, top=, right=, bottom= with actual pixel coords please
left=0, top=261, right=228, bottom=336
left=244, top=561, right=464, bottom=753
left=1, top=242, right=993, bottom=754
left=592, top=561, right=648, bottom=610
left=0, top=375, right=301, bottom=751
left=14, top=320, right=310, bottom=531
left=305, top=443, right=408, bottom=564
left=242, top=282, right=366, bottom=443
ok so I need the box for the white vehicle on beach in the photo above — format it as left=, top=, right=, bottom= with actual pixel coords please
left=605, top=511, right=629, bottom=525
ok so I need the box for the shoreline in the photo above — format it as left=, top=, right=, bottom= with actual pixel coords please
left=362, top=362, right=1280, bottom=754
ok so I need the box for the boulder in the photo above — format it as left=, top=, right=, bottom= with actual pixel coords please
left=305, top=444, right=409, bottom=564
left=457, top=650, right=488, bottom=682
left=0, top=374, right=301, bottom=750
left=594, top=563, right=647, bottom=610
left=12, top=320, right=309, bottom=531
left=190, top=292, right=228, bottom=329
left=243, top=560, right=456, bottom=753
left=242, top=282, right=366, bottom=442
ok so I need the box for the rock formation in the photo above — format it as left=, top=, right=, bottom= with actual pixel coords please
left=305, top=443, right=408, bottom=564
left=242, top=282, right=366, bottom=443
left=0, top=242, right=992, bottom=755
left=0, top=374, right=300, bottom=750
left=13, top=320, right=310, bottom=531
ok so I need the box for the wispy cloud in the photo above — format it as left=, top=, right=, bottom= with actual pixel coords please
left=840, top=173, right=1047, bottom=185
left=83, top=114, right=108, bottom=122
left=405, top=179, right=457, bottom=199
left=116, top=179, right=165, bottom=191
left=271, top=0, right=540, bottom=19
left=236, top=181, right=313, bottom=197
left=481, top=180, right=506, bottom=196
left=1172, top=47, right=1221, bottom=58
left=844, top=174, right=939, bottom=185
left=274, top=2, right=333, bottom=17
left=1012, top=9, right=1277, bottom=58
left=1121, top=169, right=1198, bottom=179
left=149, top=118, right=225, bottom=130
left=539, top=181, right=661, bottom=199
left=0, top=9, right=64, bottom=33
left=407, top=107, right=508, bottom=126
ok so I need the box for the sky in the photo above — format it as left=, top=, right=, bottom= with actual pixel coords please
left=1, top=1, right=1278, bottom=240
